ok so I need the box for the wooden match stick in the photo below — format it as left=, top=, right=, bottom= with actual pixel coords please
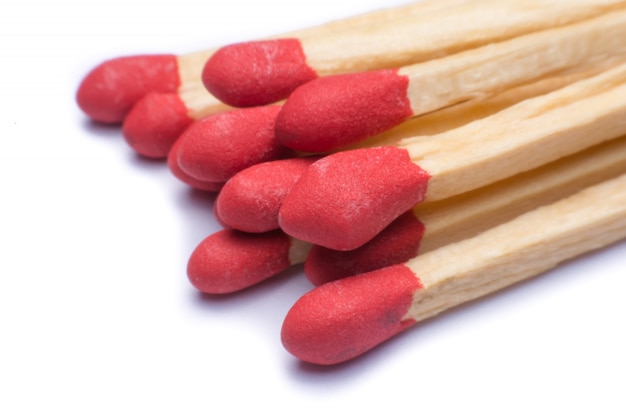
left=188, top=136, right=626, bottom=294
left=214, top=157, right=320, bottom=233
left=174, top=106, right=295, bottom=183
left=78, top=0, right=468, bottom=154
left=275, top=10, right=626, bottom=152
left=282, top=172, right=626, bottom=365
left=182, top=63, right=609, bottom=205
left=166, top=138, right=224, bottom=193
left=305, top=136, right=626, bottom=285
left=120, top=0, right=486, bottom=158
left=187, top=228, right=311, bottom=294
left=204, top=0, right=626, bottom=108
left=278, top=62, right=626, bottom=250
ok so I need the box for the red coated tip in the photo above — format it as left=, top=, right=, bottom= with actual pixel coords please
left=177, top=105, right=292, bottom=183
left=275, top=69, right=413, bottom=152
left=281, top=264, right=422, bottom=365
left=216, top=157, right=319, bottom=233
left=278, top=147, right=430, bottom=251
left=123, top=92, right=193, bottom=158
left=187, top=229, right=293, bottom=294
left=305, top=211, right=425, bottom=286
left=167, top=138, right=224, bottom=193
left=202, top=39, right=318, bottom=107
left=76, top=55, right=179, bottom=123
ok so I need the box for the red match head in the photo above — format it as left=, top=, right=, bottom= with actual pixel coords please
left=281, top=264, right=422, bottom=365
left=167, top=138, right=224, bottom=193
left=202, top=39, right=318, bottom=107
left=123, top=92, right=193, bottom=159
left=76, top=55, right=179, bottom=123
left=187, top=229, right=293, bottom=294
left=304, top=211, right=425, bottom=286
left=216, top=157, right=319, bottom=233
left=176, top=105, right=293, bottom=183
left=275, top=69, right=413, bottom=152
left=278, top=147, right=430, bottom=251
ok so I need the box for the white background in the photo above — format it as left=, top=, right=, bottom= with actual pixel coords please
left=1, top=0, right=625, bottom=415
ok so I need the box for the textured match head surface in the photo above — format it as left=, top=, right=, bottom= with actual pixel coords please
left=122, top=92, right=193, bottom=158
left=305, top=211, right=425, bottom=286
left=167, top=138, right=224, bottom=193
left=279, top=147, right=430, bottom=251
left=76, top=55, right=179, bottom=123
left=176, top=105, right=292, bottom=183
left=216, top=157, right=319, bottom=233
left=275, top=69, right=412, bottom=152
left=202, top=39, right=318, bottom=107
left=187, top=229, right=292, bottom=294
left=281, top=264, right=421, bottom=365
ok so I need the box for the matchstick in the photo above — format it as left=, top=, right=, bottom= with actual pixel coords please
left=275, top=10, right=626, bottom=152
left=179, top=62, right=609, bottom=197
left=116, top=0, right=478, bottom=157
left=174, top=106, right=294, bottom=183
left=215, top=157, right=320, bottom=233
left=278, top=62, right=626, bottom=250
left=204, top=0, right=625, bottom=107
left=281, top=173, right=626, bottom=365
left=166, top=138, right=224, bottom=192
left=77, top=0, right=466, bottom=142
left=187, top=229, right=311, bottom=294
left=305, top=137, right=626, bottom=285
left=188, top=136, right=626, bottom=294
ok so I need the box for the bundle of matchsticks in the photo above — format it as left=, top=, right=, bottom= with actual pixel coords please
left=77, top=0, right=626, bottom=365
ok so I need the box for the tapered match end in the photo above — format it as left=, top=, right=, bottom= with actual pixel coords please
left=76, top=55, right=179, bottom=123
left=275, top=69, right=413, bottom=152
left=202, top=39, right=318, bottom=107
left=305, top=211, right=425, bottom=286
left=177, top=105, right=292, bottom=183
left=278, top=147, right=430, bottom=251
left=216, top=157, right=318, bottom=233
left=281, top=264, right=421, bottom=365
left=123, top=92, right=193, bottom=158
left=188, top=229, right=292, bottom=294
left=167, top=139, right=224, bottom=193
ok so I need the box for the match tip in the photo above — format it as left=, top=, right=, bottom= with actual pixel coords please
left=275, top=69, right=413, bottom=152
left=76, top=54, right=179, bottom=123
left=167, top=138, right=224, bottom=192
left=202, top=39, right=318, bottom=107
left=304, top=211, right=426, bottom=286
left=122, top=92, right=193, bottom=158
left=278, top=147, right=430, bottom=251
left=216, top=157, right=318, bottom=233
left=188, top=229, right=293, bottom=294
left=281, top=264, right=421, bottom=365
left=177, top=105, right=292, bottom=183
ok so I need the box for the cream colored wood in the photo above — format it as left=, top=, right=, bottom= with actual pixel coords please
left=405, top=173, right=626, bottom=322
left=403, top=62, right=626, bottom=201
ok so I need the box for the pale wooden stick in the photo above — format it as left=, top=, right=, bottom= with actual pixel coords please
left=404, top=61, right=626, bottom=201
left=304, top=136, right=626, bottom=285
left=275, top=9, right=626, bottom=153
left=178, top=0, right=479, bottom=118
left=305, top=0, right=626, bottom=76
left=415, top=137, right=626, bottom=253
left=401, top=9, right=626, bottom=117
left=281, top=173, right=626, bottom=365
left=278, top=62, right=626, bottom=251
left=407, top=173, right=626, bottom=322
left=352, top=60, right=618, bottom=149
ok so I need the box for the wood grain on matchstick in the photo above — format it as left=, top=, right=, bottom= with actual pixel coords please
left=279, top=62, right=626, bottom=250
left=276, top=10, right=626, bottom=152
left=205, top=0, right=626, bottom=107
left=282, top=173, right=626, bottom=365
